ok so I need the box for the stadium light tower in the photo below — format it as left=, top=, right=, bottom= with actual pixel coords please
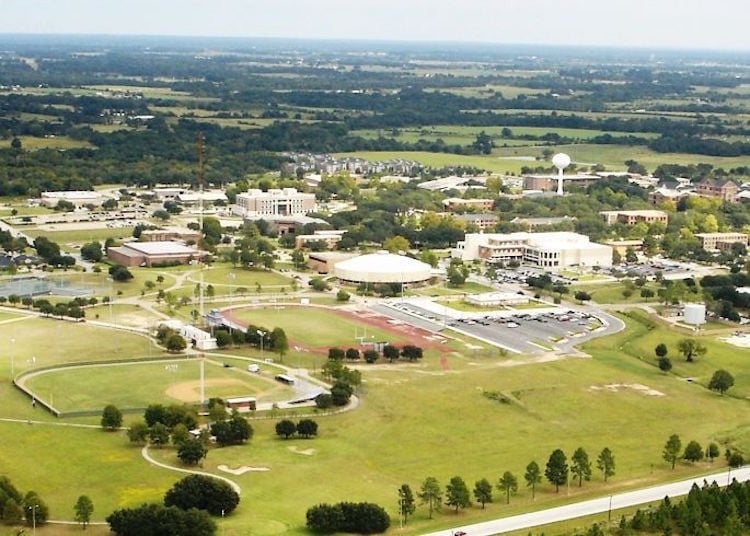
left=552, top=152, right=571, bottom=196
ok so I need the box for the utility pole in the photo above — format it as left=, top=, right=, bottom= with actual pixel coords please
left=197, top=132, right=205, bottom=319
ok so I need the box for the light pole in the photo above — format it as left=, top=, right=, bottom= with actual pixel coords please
left=257, top=329, right=266, bottom=355
left=10, top=337, right=15, bottom=380
left=32, top=503, right=38, bottom=536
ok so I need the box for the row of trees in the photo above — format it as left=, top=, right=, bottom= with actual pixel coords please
left=662, top=434, right=743, bottom=469
left=396, top=448, right=615, bottom=525
left=275, top=419, right=318, bottom=439
left=327, top=344, right=424, bottom=364
left=107, top=474, right=239, bottom=535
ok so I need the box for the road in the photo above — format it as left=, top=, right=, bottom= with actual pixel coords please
left=423, top=466, right=750, bottom=536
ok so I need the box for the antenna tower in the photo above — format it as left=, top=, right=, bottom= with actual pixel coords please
left=197, top=132, right=205, bottom=319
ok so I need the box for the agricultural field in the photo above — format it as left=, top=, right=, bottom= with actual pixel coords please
left=0, top=136, right=93, bottom=151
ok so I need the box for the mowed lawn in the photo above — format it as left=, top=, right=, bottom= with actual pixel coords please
left=0, top=421, right=178, bottom=523
left=228, top=306, right=397, bottom=348
left=148, top=332, right=750, bottom=535
left=23, top=359, right=291, bottom=412
left=190, top=265, right=294, bottom=290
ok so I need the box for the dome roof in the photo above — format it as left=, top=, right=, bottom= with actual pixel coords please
left=333, top=251, right=432, bottom=283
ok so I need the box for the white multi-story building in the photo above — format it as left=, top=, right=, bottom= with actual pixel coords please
left=234, top=188, right=316, bottom=217
left=452, top=232, right=612, bottom=270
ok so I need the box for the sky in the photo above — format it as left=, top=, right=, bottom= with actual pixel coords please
left=2, top=0, right=749, bottom=51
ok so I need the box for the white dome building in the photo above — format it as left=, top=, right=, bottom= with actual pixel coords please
left=333, top=251, right=432, bottom=284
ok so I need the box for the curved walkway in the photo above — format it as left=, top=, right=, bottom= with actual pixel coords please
left=140, top=445, right=242, bottom=495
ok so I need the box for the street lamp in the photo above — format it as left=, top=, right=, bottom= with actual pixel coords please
left=9, top=338, right=15, bottom=380
left=32, top=503, right=39, bottom=536
left=257, top=329, right=266, bottom=355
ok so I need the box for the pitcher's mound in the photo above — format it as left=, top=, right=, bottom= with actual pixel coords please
left=165, top=379, right=249, bottom=402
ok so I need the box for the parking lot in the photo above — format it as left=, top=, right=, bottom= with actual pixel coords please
left=375, top=300, right=617, bottom=355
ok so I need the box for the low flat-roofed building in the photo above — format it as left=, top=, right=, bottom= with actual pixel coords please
left=442, top=198, right=495, bottom=212
left=41, top=191, right=102, bottom=208
left=465, top=292, right=529, bottom=307
left=308, top=251, right=358, bottom=274
left=455, top=213, right=499, bottom=230
left=158, top=320, right=217, bottom=350
left=695, top=232, right=748, bottom=251
left=452, top=232, right=612, bottom=270
left=511, top=216, right=576, bottom=229
left=523, top=173, right=600, bottom=192
left=599, top=210, right=669, bottom=225
left=294, top=230, right=346, bottom=250
left=107, top=241, right=205, bottom=267
left=140, top=227, right=203, bottom=243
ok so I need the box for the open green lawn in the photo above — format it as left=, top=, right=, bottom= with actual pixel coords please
left=0, top=136, right=93, bottom=151
left=24, top=226, right=133, bottom=244
left=23, top=359, right=291, bottom=412
left=193, top=265, right=294, bottom=290
left=0, top=422, right=177, bottom=523
left=228, top=305, right=397, bottom=349
left=572, top=281, right=664, bottom=305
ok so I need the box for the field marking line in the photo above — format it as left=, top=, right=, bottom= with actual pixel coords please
left=141, top=445, right=242, bottom=495
left=0, top=418, right=101, bottom=429
left=0, top=315, right=37, bottom=325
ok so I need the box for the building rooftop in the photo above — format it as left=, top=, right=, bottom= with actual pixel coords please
left=123, top=241, right=200, bottom=255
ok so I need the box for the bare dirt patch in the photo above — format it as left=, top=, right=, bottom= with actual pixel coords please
left=589, top=383, right=665, bottom=397
left=288, top=445, right=315, bottom=456
left=218, top=464, right=270, bottom=475
left=165, top=378, right=248, bottom=402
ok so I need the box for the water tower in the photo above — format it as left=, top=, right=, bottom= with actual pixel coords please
left=552, top=152, right=571, bottom=196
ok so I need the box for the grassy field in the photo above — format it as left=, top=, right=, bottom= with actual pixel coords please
left=0, top=136, right=93, bottom=151
left=572, top=281, right=664, bottom=305
left=228, top=305, right=398, bottom=349
left=23, top=226, right=133, bottom=244
left=24, top=359, right=291, bottom=412
left=336, top=143, right=750, bottom=174
left=193, top=265, right=294, bottom=290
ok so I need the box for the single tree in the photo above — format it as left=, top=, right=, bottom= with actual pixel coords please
left=655, top=343, right=668, bottom=359
left=497, top=471, right=518, bottom=504
left=417, top=477, right=442, bottom=519
left=473, top=478, right=493, bottom=509
left=100, top=404, right=123, bottom=431
left=545, top=449, right=569, bottom=493
left=397, top=484, right=416, bottom=525
left=445, top=476, right=471, bottom=513
left=177, top=439, right=208, bottom=466
left=296, top=419, right=318, bottom=438
left=270, top=327, right=289, bottom=361
left=571, top=447, right=592, bottom=487
left=708, top=369, right=734, bottom=395
left=74, top=495, right=94, bottom=529
left=171, top=423, right=191, bottom=446
left=658, top=356, right=673, bottom=373
left=275, top=419, right=297, bottom=439
left=165, top=334, right=187, bottom=352
left=149, top=422, right=170, bottom=447
left=525, top=461, right=542, bottom=500
left=663, top=434, right=682, bottom=469
left=677, top=338, right=707, bottom=362
left=707, top=442, right=720, bottom=462
left=683, top=440, right=704, bottom=463
left=127, top=421, right=149, bottom=444
left=23, top=492, right=49, bottom=526
left=164, top=474, right=240, bottom=516
left=597, top=447, right=616, bottom=482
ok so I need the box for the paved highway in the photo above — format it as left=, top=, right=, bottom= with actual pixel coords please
left=423, top=467, right=750, bottom=536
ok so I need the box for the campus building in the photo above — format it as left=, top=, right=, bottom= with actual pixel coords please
left=452, top=232, right=612, bottom=270
left=294, top=230, right=346, bottom=250
left=107, top=241, right=205, bottom=267
left=140, top=227, right=202, bottom=243
left=695, top=179, right=739, bottom=203
left=40, top=191, right=103, bottom=208
left=234, top=188, right=316, bottom=217
left=695, top=232, right=748, bottom=252
left=333, top=251, right=433, bottom=284
left=442, top=197, right=495, bottom=212
left=599, top=210, right=669, bottom=226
